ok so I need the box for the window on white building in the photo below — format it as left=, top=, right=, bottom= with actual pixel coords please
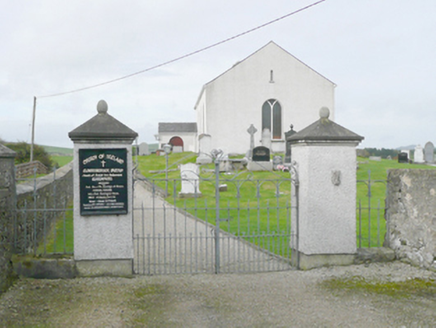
left=262, top=99, right=282, bottom=139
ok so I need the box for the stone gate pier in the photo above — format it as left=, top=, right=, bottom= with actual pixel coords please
left=69, top=100, right=138, bottom=276
left=289, top=107, right=364, bottom=269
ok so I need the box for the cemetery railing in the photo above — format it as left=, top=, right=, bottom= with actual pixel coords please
left=13, top=165, right=73, bottom=256
left=356, top=170, right=387, bottom=248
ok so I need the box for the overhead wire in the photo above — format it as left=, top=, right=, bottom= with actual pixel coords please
left=37, top=0, right=326, bottom=99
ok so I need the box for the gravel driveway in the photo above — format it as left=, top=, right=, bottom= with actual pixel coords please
left=0, top=261, right=435, bottom=327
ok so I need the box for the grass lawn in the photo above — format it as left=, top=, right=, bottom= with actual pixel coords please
left=137, top=153, right=436, bottom=251
left=51, top=155, right=73, bottom=168
left=37, top=207, right=74, bottom=255
left=356, top=157, right=436, bottom=247
left=136, top=152, right=291, bottom=255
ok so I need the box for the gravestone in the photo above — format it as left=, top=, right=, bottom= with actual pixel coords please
left=196, top=134, right=212, bottom=164
left=424, top=142, right=434, bottom=163
left=284, top=125, right=297, bottom=163
left=179, top=163, right=202, bottom=198
left=261, top=128, right=271, bottom=150
left=247, top=146, right=272, bottom=171
left=369, top=156, right=381, bottom=161
left=138, top=142, right=149, bottom=156
left=273, top=155, right=283, bottom=170
left=252, top=146, right=270, bottom=161
left=414, top=145, right=424, bottom=163
left=218, top=154, right=234, bottom=172
left=247, top=124, right=258, bottom=160
left=173, top=146, right=183, bottom=153
left=398, top=152, right=408, bottom=163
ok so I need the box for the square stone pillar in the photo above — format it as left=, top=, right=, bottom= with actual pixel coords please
left=69, top=100, right=138, bottom=276
left=289, top=107, right=364, bottom=269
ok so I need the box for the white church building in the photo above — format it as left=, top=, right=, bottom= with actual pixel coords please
left=159, top=41, right=336, bottom=154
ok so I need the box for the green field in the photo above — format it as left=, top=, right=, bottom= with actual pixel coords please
left=51, top=155, right=73, bottom=168
left=42, top=145, right=73, bottom=155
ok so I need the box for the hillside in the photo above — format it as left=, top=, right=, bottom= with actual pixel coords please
left=42, top=145, right=73, bottom=156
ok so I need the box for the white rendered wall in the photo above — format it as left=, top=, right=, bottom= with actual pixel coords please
left=292, top=143, right=357, bottom=255
left=158, top=132, right=197, bottom=152
left=196, top=43, right=335, bottom=154
left=73, top=143, right=134, bottom=261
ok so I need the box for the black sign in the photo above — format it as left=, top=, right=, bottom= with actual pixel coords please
left=398, top=152, right=408, bottom=163
left=79, top=148, right=128, bottom=216
left=252, top=146, right=270, bottom=162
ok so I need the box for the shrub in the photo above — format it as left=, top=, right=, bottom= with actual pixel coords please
left=5, top=142, right=53, bottom=170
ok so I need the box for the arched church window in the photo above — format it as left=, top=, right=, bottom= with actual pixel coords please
left=262, top=99, right=282, bottom=139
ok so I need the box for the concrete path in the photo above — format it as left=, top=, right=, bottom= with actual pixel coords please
left=132, top=179, right=291, bottom=275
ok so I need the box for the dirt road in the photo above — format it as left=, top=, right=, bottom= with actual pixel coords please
left=0, top=262, right=435, bottom=327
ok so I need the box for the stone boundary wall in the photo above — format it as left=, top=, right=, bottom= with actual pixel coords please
left=386, top=169, right=436, bottom=270
left=14, top=162, right=73, bottom=254
left=0, top=144, right=17, bottom=292
left=15, top=160, right=48, bottom=178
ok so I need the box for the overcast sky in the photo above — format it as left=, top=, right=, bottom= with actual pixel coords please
left=1, top=0, right=435, bottom=150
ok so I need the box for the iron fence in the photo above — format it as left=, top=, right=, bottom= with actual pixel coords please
left=356, top=170, right=387, bottom=248
left=13, top=166, right=73, bottom=256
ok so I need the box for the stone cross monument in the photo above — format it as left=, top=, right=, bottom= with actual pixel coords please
left=288, top=107, right=364, bottom=270
left=247, top=124, right=258, bottom=160
left=69, top=100, right=138, bottom=276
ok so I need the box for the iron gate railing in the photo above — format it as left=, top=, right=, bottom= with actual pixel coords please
left=13, top=166, right=73, bottom=256
left=133, top=161, right=294, bottom=275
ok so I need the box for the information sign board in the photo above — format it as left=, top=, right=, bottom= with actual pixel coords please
left=79, top=148, right=128, bottom=216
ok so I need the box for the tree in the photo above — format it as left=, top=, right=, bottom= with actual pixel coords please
left=5, top=142, right=53, bottom=170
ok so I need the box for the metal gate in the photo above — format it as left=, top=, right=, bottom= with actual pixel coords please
left=133, top=161, right=295, bottom=275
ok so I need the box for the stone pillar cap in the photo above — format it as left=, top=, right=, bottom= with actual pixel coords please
left=0, top=143, right=17, bottom=158
left=69, top=100, right=138, bottom=142
left=288, top=107, right=364, bottom=144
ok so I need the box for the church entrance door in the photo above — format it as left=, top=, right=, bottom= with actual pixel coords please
left=169, top=136, right=184, bottom=151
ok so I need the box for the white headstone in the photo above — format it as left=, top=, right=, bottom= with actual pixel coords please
left=414, top=145, right=424, bottom=163
left=173, top=146, right=183, bottom=153
left=196, top=134, right=212, bottom=164
left=261, top=128, right=271, bottom=150
left=179, top=163, right=201, bottom=198
left=424, top=142, right=434, bottom=163
left=138, top=142, right=149, bottom=156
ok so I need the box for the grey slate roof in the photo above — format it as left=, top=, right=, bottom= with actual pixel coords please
left=69, top=101, right=138, bottom=142
left=288, top=108, right=364, bottom=143
left=158, top=122, right=197, bottom=133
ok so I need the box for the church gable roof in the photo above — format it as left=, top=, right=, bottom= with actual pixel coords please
left=158, top=122, right=197, bottom=133
left=212, top=41, right=336, bottom=85
left=194, top=41, right=335, bottom=109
